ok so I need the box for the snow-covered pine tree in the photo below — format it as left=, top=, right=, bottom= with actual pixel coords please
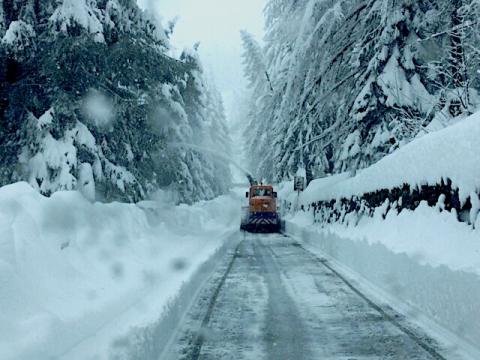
left=242, top=0, right=480, bottom=183
left=418, top=0, right=480, bottom=121
left=160, top=46, right=232, bottom=202
left=203, top=82, right=232, bottom=194
left=329, top=0, right=440, bottom=172
left=267, top=0, right=355, bottom=180
left=240, top=30, right=277, bottom=181
left=0, top=0, right=231, bottom=203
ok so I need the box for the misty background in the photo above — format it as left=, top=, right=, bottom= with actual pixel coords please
left=138, top=0, right=266, bottom=123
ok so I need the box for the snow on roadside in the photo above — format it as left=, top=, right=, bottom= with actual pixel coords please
left=286, top=200, right=480, bottom=276
left=331, top=202, right=480, bottom=273
left=0, top=182, right=241, bottom=360
left=285, top=216, right=480, bottom=356
left=283, top=173, right=480, bottom=351
left=280, top=110, right=480, bottom=353
left=286, top=220, right=480, bottom=359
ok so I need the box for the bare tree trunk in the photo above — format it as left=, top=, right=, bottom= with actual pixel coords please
left=450, top=0, right=465, bottom=87
left=449, top=0, right=470, bottom=114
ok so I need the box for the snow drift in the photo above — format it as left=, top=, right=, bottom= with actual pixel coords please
left=0, top=182, right=241, bottom=360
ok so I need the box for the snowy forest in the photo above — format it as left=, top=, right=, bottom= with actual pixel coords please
left=242, top=0, right=480, bottom=183
left=4, top=0, right=480, bottom=202
left=1, top=1, right=480, bottom=359
left=0, top=0, right=231, bottom=203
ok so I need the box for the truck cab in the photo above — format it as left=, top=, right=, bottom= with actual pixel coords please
left=247, top=185, right=277, bottom=213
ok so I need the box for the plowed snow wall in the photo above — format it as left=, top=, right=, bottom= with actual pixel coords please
left=286, top=221, right=480, bottom=349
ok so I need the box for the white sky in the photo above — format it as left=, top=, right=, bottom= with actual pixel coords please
left=138, top=0, right=266, bottom=121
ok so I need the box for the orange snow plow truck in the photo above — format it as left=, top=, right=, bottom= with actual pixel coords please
left=240, top=185, right=284, bottom=233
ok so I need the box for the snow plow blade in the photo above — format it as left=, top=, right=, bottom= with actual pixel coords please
left=240, top=214, right=284, bottom=233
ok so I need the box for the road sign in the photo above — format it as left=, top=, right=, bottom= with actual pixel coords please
left=294, top=176, right=305, bottom=192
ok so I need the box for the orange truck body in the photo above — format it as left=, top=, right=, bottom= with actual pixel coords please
left=240, top=185, right=282, bottom=233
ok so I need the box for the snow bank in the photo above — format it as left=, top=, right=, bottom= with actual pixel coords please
left=279, top=173, right=351, bottom=206
left=280, top=111, right=480, bottom=353
left=304, top=112, right=480, bottom=203
left=331, top=202, right=480, bottom=273
left=287, top=199, right=480, bottom=275
left=286, top=220, right=480, bottom=355
left=0, top=183, right=241, bottom=360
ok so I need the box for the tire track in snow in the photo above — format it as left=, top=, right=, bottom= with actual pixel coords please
left=189, top=241, right=244, bottom=360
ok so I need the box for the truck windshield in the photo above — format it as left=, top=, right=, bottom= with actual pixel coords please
left=254, top=189, right=272, bottom=197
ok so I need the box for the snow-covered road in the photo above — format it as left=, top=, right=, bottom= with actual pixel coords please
left=161, top=233, right=451, bottom=360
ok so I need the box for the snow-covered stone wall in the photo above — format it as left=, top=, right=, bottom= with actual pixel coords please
left=285, top=111, right=480, bottom=228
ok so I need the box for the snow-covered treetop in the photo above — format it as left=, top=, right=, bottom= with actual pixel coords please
left=2, top=19, right=34, bottom=45
left=2, top=19, right=35, bottom=59
left=47, top=0, right=169, bottom=47
left=240, top=31, right=268, bottom=89
left=50, top=0, right=105, bottom=42
left=103, top=0, right=169, bottom=46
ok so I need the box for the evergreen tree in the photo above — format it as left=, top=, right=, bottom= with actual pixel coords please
left=0, top=0, right=231, bottom=203
left=242, top=0, right=480, bottom=183
left=240, top=30, right=275, bottom=180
